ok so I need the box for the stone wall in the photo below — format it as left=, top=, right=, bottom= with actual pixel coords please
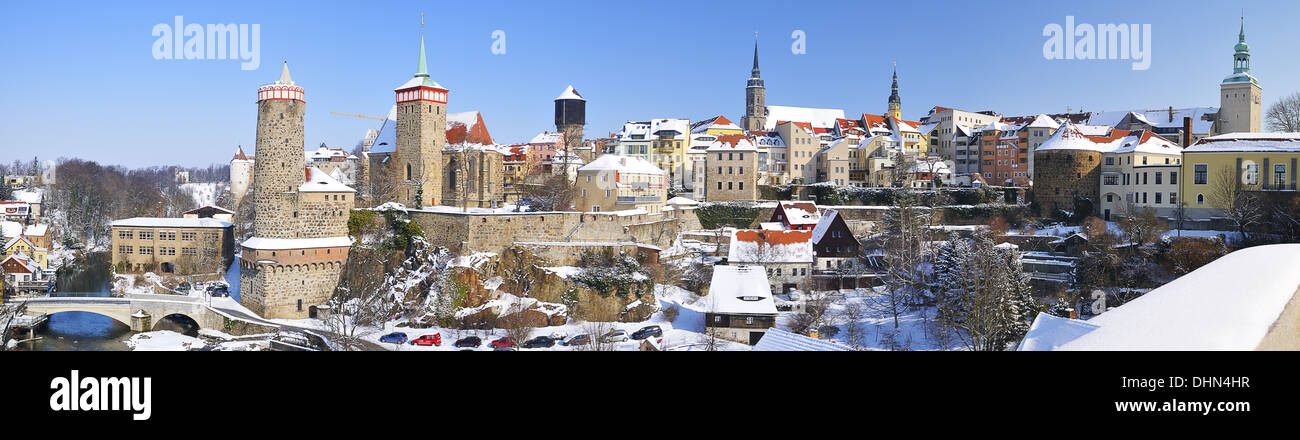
left=408, top=207, right=699, bottom=254
left=1033, top=150, right=1102, bottom=215
left=239, top=260, right=344, bottom=319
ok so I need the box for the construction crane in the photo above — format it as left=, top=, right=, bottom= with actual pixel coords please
left=331, top=111, right=386, bottom=121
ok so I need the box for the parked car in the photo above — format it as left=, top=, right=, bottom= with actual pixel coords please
left=631, top=325, right=663, bottom=340
left=489, top=337, right=517, bottom=349
left=565, top=334, right=591, bottom=346
left=548, top=332, right=568, bottom=341
left=410, top=333, right=442, bottom=346
left=208, top=285, right=229, bottom=297
left=600, top=330, right=629, bottom=343
left=522, top=336, right=556, bottom=349
left=177, top=281, right=191, bottom=291
left=378, top=332, right=408, bottom=344
left=454, top=336, right=482, bottom=348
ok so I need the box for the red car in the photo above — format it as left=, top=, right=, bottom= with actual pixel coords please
left=489, top=337, right=516, bottom=349
left=410, top=333, right=442, bottom=347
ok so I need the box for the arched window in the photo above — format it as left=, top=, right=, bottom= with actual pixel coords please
left=406, top=163, right=412, bottom=180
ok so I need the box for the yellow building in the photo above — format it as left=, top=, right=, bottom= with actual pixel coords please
left=4, top=236, right=47, bottom=268
left=1181, top=133, right=1300, bottom=220
left=574, top=155, right=667, bottom=214
left=649, top=119, right=690, bottom=189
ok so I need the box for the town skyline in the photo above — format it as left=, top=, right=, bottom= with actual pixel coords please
left=2, top=0, right=1298, bottom=168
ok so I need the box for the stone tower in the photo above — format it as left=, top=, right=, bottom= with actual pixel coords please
left=240, top=63, right=353, bottom=320
left=555, top=85, right=586, bottom=156
left=742, top=38, right=766, bottom=132
left=1218, top=16, right=1261, bottom=134
left=229, top=145, right=253, bottom=207
left=394, top=30, right=448, bottom=208
left=886, top=63, right=902, bottom=120
left=253, top=62, right=306, bottom=239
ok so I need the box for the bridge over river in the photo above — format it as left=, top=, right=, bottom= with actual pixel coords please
left=17, top=293, right=280, bottom=334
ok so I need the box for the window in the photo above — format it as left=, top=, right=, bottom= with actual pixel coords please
left=1275, top=164, right=1287, bottom=187
left=1155, top=192, right=1162, bottom=204
left=1155, top=172, right=1162, bottom=184
left=1194, top=164, right=1207, bottom=184
left=1197, top=193, right=1205, bottom=205
left=1243, top=162, right=1259, bottom=185
left=1170, top=192, right=1177, bottom=204
left=1170, top=171, right=1178, bottom=185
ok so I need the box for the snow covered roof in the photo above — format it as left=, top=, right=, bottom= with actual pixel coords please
left=529, top=131, right=565, bottom=145
left=705, top=134, right=757, bottom=152
left=1, top=252, right=41, bottom=273
left=111, top=217, right=233, bottom=229
left=13, top=189, right=43, bottom=204
left=809, top=209, right=839, bottom=243
left=307, top=146, right=348, bottom=161
left=300, top=167, right=354, bottom=193
left=649, top=118, right=689, bottom=139
left=1023, top=113, right=1061, bottom=130
left=23, top=223, right=47, bottom=236
left=691, top=116, right=742, bottom=134
left=707, top=265, right=778, bottom=315
left=762, top=106, right=846, bottom=131
left=665, top=196, right=700, bottom=206
left=367, top=109, right=398, bottom=154
left=578, top=154, right=665, bottom=175
left=1035, top=123, right=1179, bottom=155
left=1019, top=244, right=1300, bottom=350
left=1085, top=107, right=1218, bottom=134
left=1184, top=132, right=1300, bottom=153
left=555, top=84, right=584, bottom=101
left=752, top=327, right=853, bottom=351
left=0, top=221, right=22, bottom=239
left=729, top=229, right=814, bottom=263
left=241, top=236, right=352, bottom=250
left=776, top=202, right=821, bottom=226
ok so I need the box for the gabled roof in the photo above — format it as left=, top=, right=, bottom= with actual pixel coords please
left=232, top=146, right=251, bottom=161
left=810, top=209, right=843, bottom=243
left=446, top=111, right=494, bottom=145
left=707, top=265, right=778, bottom=315
left=1, top=252, right=41, bottom=274
left=763, top=106, right=845, bottom=131
left=578, top=154, right=664, bottom=175
left=753, top=327, right=853, bottom=351
left=729, top=229, right=814, bottom=263
left=705, top=134, right=757, bottom=152
left=183, top=205, right=235, bottom=215
left=774, top=202, right=821, bottom=226
left=300, top=167, right=354, bottom=193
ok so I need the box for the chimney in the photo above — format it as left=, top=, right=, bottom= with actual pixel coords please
left=1168, top=106, right=1174, bottom=123
left=1183, top=117, right=1193, bottom=147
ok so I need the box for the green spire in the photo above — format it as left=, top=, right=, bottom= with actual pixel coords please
left=1239, top=15, right=1245, bottom=43
left=415, top=33, right=429, bottom=78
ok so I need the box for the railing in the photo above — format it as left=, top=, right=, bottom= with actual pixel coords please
left=1258, top=182, right=1298, bottom=191
left=617, top=196, right=661, bottom=204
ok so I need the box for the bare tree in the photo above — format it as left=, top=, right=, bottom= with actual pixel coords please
left=520, top=174, right=577, bottom=212
left=324, top=239, right=392, bottom=351
left=1210, top=166, right=1262, bottom=243
left=499, top=296, right=535, bottom=347
left=835, top=300, right=868, bottom=350
left=1266, top=92, right=1300, bottom=133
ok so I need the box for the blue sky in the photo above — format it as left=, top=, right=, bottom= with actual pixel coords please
left=1, top=0, right=1297, bottom=168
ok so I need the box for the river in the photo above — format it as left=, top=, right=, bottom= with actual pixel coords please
left=19, top=252, right=197, bottom=351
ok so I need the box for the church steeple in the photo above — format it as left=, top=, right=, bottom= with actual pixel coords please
left=887, top=62, right=902, bottom=120
left=1232, top=15, right=1251, bottom=75
left=742, top=33, right=766, bottom=132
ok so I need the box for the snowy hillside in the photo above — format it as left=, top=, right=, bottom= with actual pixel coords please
left=179, top=182, right=226, bottom=207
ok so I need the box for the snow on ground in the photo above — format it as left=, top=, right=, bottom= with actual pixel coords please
left=179, top=182, right=224, bottom=207
left=360, top=283, right=749, bottom=351
left=124, top=330, right=266, bottom=351
left=777, top=288, right=961, bottom=351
